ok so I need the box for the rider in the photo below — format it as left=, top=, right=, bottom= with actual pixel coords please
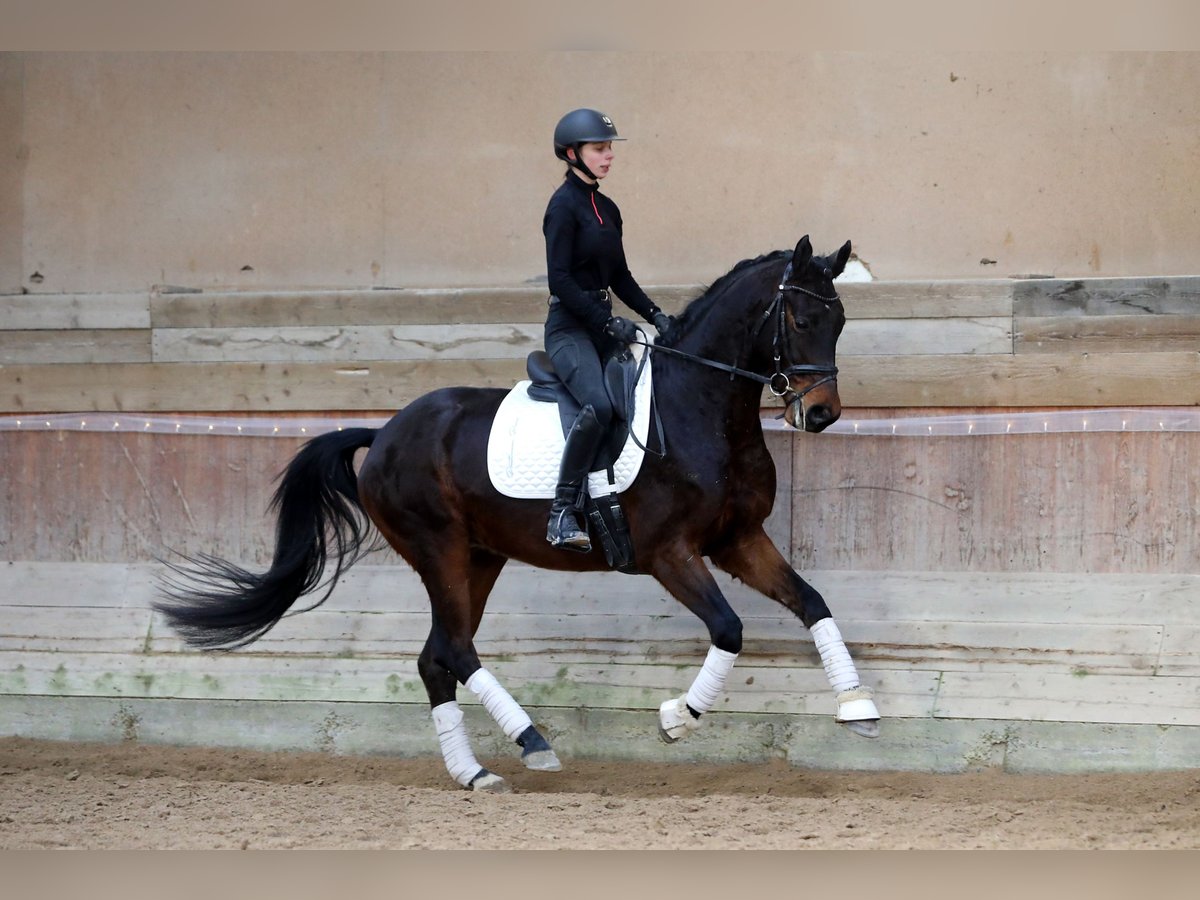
left=543, top=108, right=674, bottom=552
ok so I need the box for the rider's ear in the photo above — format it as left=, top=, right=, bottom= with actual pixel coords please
left=832, top=240, right=852, bottom=278
left=792, top=235, right=813, bottom=270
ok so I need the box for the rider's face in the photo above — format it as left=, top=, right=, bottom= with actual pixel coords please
left=569, top=141, right=614, bottom=181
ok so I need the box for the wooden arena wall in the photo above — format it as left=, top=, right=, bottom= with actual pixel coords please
left=2, top=276, right=1200, bottom=773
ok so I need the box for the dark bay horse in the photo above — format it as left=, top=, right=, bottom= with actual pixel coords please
left=155, top=235, right=880, bottom=792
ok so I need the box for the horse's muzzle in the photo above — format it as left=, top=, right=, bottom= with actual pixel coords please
left=783, top=376, right=841, bottom=432
left=799, top=402, right=841, bottom=432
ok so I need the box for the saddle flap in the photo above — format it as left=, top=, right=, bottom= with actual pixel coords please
left=604, top=352, right=637, bottom=425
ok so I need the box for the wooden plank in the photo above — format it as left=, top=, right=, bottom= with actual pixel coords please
left=1156, top=625, right=1200, bottom=677
left=792, top=571, right=1200, bottom=628
left=838, top=280, right=1013, bottom=318
left=152, top=323, right=543, bottom=363
left=139, top=588, right=1165, bottom=675
left=1016, top=314, right=1200, bottom=353
left=934, top=671, right=1200, bottom=726
left=791, top=429, right=1200, bottom=574
left=151, top=288, right=551, bottom=328
left=6, top=350, right=1200, bottom=412
left=841, top=317, right=1012, bottom=356
left=0, top=359, right=527, bottom=412
left=0, top=329, right=152, bottom=364
left=148, top=283, right=1014, bottom=329
left=0, top=650, right=941, bottom=717
left=0, top=563, right=163, bottom=609
left=1014, top=277, right=1200, bottom=317
left=0, top=293, right=151, bottom=330
left=5, top=563, right=1199, bottom=628
left=836, top=351, right=1200, bottom=407
left=148, top=286, right=701, bottom=329
left=0, top=607, right=152, bottom=654
left=825, top=619, right=1160, bottom=674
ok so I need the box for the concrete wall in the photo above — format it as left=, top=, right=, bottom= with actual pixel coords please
left=5, top=51, right=1200, bottom=296
left=0, top=54, right=24, bottom=294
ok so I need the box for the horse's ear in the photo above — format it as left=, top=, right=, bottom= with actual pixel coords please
left=831, top=240, right=852, bottom=278
left=792, top=235, right=813, bottom=269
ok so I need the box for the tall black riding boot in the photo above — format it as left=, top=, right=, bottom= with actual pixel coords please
left=547, top=405, right=602, bottom=552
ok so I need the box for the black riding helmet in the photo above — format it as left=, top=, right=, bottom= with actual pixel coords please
left=553, top=108, right=625, bottom=180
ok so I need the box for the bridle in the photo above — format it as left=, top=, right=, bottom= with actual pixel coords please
left=753, top=259, right=840, bottom=400
left=630, top=259, right=840, bottom=417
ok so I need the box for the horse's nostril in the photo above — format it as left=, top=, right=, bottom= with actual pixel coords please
left=805, top=405, right=837, bottom=432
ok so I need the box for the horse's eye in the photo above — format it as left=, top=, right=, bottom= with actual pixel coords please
left=793, top=316, right=811, bottom=332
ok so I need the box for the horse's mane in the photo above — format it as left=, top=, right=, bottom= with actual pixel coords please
left=659, top=249, right=789, bottom=348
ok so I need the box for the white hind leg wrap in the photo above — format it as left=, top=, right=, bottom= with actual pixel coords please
left=685, top=645, right=739, bottom=715
left=466, top=667, right=533, bottom=741
left=431, top=701, right=483, bottom=787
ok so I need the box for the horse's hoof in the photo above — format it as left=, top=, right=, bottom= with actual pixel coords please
left=658, top=695, right=699, bottom=743
left=467, top=770, right=512, bottom=793
left=836, top=686, right=879, bottom=737
left=840, top=719, right=880, bottom=739
left=521, top=749, right=562, bottom=772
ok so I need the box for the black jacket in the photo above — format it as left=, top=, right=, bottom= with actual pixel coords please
left=543, top=173, right=661, bottom=334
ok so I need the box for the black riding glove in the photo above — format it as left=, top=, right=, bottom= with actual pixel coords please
left=652, top=312, right=675, bottom=335
left=604, top=316, right=638, bottom=345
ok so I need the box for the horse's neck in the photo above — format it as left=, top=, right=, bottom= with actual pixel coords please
left=657, top=269, right=778, bottom=436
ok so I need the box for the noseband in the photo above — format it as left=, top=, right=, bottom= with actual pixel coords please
left=633, top=260, right=840, bottom=414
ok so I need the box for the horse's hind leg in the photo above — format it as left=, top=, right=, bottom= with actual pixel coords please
left=711, top=528, right=880, bottom=738
left=419, top=547, right=561, bottom=792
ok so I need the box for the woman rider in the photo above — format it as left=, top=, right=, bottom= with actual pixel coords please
left=543, top=108, right=674, bottom=552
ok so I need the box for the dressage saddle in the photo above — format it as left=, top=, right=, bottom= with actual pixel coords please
left=523, top=348, right=648, bottom=575
left=523, top=349, right=645, bottom=472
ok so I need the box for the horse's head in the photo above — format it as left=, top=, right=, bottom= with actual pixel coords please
left=772, top=235, right=850, bottom=432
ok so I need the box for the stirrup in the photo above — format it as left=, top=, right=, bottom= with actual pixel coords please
left=547, top=508, right=591, bottom=552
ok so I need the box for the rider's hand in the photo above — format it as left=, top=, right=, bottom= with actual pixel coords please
left=652, top=312, right=675, bottom=335
left=604, top=316, right=638, bottom=345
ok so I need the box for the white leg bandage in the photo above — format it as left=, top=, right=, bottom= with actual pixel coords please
left=660, top=645, right=739, bottom=743
left=685, top=645, right=739, bottom=715
left=811, top=618, right=879, bottom=724
left=431, top=701, right=483, bottom=787
left=466, top=667, right=533, bottom=742
left=810, top=617, right=860, bottom=693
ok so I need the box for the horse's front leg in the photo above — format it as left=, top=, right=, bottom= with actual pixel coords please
left=647, top=550, right=745, bottom=743
left=711, top=529, right=880, bottom=738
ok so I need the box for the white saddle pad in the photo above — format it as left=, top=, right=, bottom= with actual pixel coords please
left=487, top=341, right=654, bottom=499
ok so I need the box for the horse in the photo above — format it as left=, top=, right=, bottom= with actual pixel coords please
left=154, top=235, right=880, bottom=793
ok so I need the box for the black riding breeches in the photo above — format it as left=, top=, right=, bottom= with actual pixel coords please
left=544, top=318, right=614, bottom=432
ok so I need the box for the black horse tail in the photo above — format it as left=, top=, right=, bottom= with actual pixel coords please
left=154, top=427, right=379, bottom=650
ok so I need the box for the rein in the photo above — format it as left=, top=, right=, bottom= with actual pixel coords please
left=630, top=260, right=840, bottom=419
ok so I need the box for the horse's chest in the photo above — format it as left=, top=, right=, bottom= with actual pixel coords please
left=678, top=444, right=774, bottom=512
